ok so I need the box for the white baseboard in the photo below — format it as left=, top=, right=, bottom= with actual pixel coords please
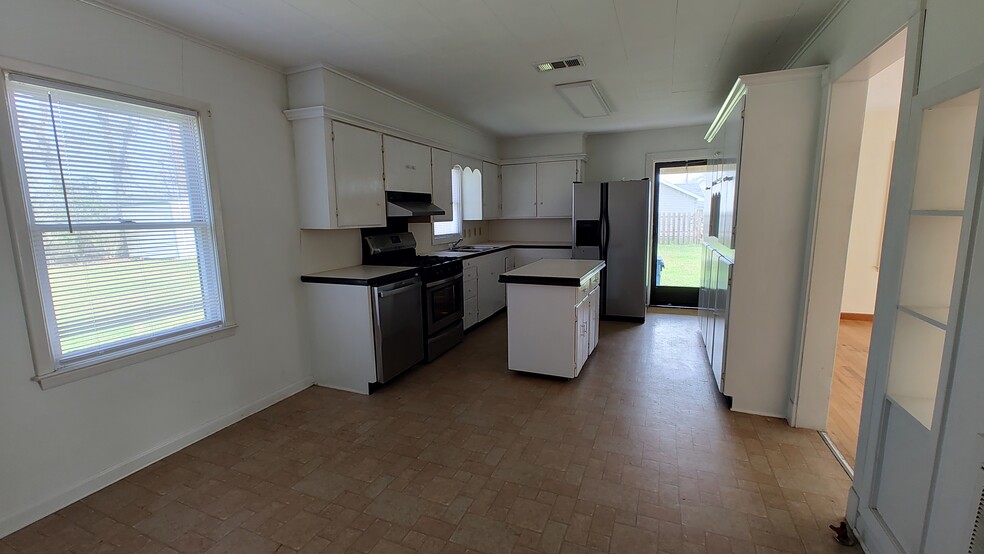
left=0, top=377, right=313, bottom=539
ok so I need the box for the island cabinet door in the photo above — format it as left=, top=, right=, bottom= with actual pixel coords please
left=589, top=286, right=601, bottom=352
left=574, top=297, right=590, bottom=375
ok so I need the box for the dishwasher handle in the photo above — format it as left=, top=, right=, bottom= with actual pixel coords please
left=376, top=278, right=421, bottom=299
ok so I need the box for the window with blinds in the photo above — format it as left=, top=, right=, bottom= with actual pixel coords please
left=4, top=73, right=226, bottom=372
left=434, top=165, right=463, bottom=239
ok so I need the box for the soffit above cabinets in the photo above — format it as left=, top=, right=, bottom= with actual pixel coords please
left=95, top=0, right=840, bottom=136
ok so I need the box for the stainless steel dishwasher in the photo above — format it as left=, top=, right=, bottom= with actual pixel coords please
left=372, top=276, right=425, bottom=383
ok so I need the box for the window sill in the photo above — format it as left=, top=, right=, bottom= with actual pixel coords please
left=433, top=234, right=461, bottom=246
left=34, top=323, right=238, bottom=390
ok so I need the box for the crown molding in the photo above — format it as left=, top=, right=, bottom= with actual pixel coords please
left=783, top=0, right=851, bottom=70
left=76, top=0, right=283, bottom=73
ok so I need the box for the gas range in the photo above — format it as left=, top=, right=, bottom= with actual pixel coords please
left=363, top=232, right=464, bottom=363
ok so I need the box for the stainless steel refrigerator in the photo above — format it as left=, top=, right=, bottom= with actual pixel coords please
left=572, top=180, right=653, bottom=321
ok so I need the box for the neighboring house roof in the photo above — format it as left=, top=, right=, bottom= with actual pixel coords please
left=661, top=182, right=703, bottom=201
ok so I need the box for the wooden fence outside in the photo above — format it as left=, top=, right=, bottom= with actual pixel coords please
left=657, top=210, right=704, bottom=244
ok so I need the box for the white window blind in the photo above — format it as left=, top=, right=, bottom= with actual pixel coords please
left=5, top=74, right=225, bottom=370
left=434, top=165, right=463, bottom=238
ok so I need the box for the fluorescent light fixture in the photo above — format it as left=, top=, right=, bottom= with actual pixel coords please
left=555, top=80, right=611, bottom=118
left=536, top=63, right=555, bottom=72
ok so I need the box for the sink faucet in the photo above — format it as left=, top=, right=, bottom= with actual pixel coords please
left=450, top=238, right=464, bottom=250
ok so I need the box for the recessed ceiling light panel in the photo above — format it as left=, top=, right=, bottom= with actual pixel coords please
left=534, top=56, right=584, bottom=73
left=555, top=80, right=611, bottom=118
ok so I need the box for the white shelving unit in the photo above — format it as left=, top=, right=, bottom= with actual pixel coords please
left=887, top=88, right=980, bottom=429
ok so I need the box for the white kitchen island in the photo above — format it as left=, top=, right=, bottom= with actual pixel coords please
left=499, top=259, right=605, bottom=378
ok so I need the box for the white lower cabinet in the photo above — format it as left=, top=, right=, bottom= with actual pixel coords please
left=505, top=271, right=601, bottom=378
left=462, top=249, right=523, bottom=329
left=463, top=262, right=479, bottom=330
left=477, top=251, right=507, bottom=321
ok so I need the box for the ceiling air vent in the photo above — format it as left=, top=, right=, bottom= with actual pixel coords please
left=535, top=56, right=584, bottom=73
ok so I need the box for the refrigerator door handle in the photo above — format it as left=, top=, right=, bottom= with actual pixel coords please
left=599, top=183, right=609, bottom=260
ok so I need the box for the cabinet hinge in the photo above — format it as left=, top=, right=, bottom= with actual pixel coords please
left=330, top=131, right=334, bottom=141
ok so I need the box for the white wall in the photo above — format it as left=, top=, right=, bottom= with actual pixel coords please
left=488, top=219, right=571, bottom=243
left=0, top=0, right=311, bottom=536
left=585, top=125, right=710, bottom=184
left=841, top=108, right=899, bottom=314
left=499, top=133, right=585, bottom=160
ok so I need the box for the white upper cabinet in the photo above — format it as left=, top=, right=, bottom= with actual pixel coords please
left=537, top=160, right=577, bottom=218
left=289, top=116, right=385, bottom=229
left=463, top=161, right=501, bottom=221
left=431, top=148, right=453, bottom=223
left=501, top=163, right=537, bottom=218
left=499, top=160, right=581, bottom=219
left=332, top=122, right=386, bottom=227
left=383, top=135, right=432, bottom=193
left=482, top=161, right=501, bottom=219
left=462, top=166, right=483, bottom=221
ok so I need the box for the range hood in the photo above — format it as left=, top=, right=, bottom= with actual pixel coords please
left=386, top=191, right=445, bottom=218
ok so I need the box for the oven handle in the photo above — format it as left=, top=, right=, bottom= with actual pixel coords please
left=426, top=272, right=463, bottom=289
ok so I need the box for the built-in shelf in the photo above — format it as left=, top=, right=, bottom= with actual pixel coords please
left=887, top=393, right=935, bottom=430
left=898, top=305, right=949, bottom=329
left=910, top=89, right=979, bottom=213
left=888, top=310, right=946, bottom=431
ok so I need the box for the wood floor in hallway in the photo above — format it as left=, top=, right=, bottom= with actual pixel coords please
left=2, top=311, right=855, bottom=553
left=825, top=320, right=872, bottom=471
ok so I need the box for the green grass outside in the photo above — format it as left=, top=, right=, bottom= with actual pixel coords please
left=48, top=258, right=207, bottom=356
left=655, top=243, right=703, bottom=287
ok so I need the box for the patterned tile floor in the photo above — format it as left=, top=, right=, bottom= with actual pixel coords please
left=2, top=311, right=855, bottom=553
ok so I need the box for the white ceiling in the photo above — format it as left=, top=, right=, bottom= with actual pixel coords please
left=96, top=0, right=839, bottom=137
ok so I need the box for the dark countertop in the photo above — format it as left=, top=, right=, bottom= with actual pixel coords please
left=301, top=265, right=418, bottom=287
left=428, top=242, right=571, bottom=261
left=499, top=259, right=605, bottom=287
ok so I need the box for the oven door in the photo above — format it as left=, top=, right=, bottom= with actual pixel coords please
left=425, top=273, right=464, bottom=333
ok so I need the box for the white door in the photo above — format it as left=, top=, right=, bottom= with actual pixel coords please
left=383, top=135, right=432, bottom=193
left=431, top=149, right=453, bottom=222
left=332, top=121, right=385, bottom=228
left=501, top=164, right=537, bottom=218
left=537, top=160, right=577, bottom=218
left=482, top=161, right=501, bottom=219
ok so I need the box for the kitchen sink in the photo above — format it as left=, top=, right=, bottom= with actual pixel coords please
left=451, top=245, right=498, bottom=252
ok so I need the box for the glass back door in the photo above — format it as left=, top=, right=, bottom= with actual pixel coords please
left=650, top=160, right=712, bottom=307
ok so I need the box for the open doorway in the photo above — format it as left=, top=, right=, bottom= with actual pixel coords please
left=790, top=29, right=907, bottom=475
left=650, top=160, right=712, bottom=307
left=827, top=57, right=904, bottom=470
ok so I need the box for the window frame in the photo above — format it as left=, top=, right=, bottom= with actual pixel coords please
left=433, top=164, right=463, bottom=244
left=0, top=60, right=236, bottom=389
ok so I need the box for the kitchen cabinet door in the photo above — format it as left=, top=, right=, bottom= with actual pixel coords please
left=462, top=166, right=483, bottom=220
left=464, top=296, right=478, bottom=330
left=476, top=252, right=507, bottom=320
left=575, top=297, right=589, bottom=375
left=431, top=148, right=453, bottom=222
left=537, top=160, right=577, bottom=218
left=332, top=121, right=385, bottom=228
left=482, top=161, right=501, bottom=219
left=589, top=286, right=600, bottom=352
left=383, top=135, right=432, bottom=193
left=477, top=254, right=499, bottom=321
left=501, top=164, right=537, bottom=218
